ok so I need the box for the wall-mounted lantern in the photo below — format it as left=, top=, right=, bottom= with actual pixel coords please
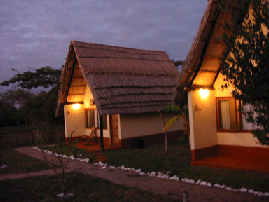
left=72, top=103, right=81, bottom=110
left=199, top=88, right=209, bottom=99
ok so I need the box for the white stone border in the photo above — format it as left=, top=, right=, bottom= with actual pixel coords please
left=32, top=147, right=90, bottom=163
left=33, top=147, right=269, bottom=197
left=93, top=160, right=269, bottom=198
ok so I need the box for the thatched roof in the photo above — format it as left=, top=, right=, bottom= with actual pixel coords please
left=56, top=41, right=179, bottom=116
left=177, top=0, right=245, bottom=94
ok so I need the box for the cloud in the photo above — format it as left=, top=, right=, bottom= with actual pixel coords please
left=0, top=0, right=207, bottom=78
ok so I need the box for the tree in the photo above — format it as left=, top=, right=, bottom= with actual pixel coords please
left=0, top=66, right=63, bottom=126
left=220, top=0, right=269, bottom=144
left=173, top=60, right=184, bottom=71
left=159, top=105, right=190, bottom=152
left=1, top=88, right=33, bottom=108
left=0, top=66, right=62, bottom=89
left=0, top=100, right=18, bottom=127
left=35, top=125, right=78, bottom=197
left=24, top=86, right=62, bottom=123
left=0, top=89, right=32, bottom=126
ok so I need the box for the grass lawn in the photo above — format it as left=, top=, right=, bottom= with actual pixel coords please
left=0, top=148, right=57, bottom=175
left=1, top=144, right=268, bottom=201
left=45, top=143, right=269, bottom=192
left=0, top=148, right=176, bottom=201
left=0, top=172, right=176, bottom=202
left=102, top=144, right=269, bottom=193
left=46, top=143, right=95, bottom=160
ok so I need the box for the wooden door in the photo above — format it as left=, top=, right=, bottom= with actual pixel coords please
left=110, top=114, right=119, bottom=145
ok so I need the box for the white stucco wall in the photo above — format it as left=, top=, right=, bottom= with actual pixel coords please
left=120, top=112, right=184, bottom=140
left=64, top=85, right=110, bottom=139
left=188, top=89, right=217, bottom=150
left=217, top=132, right=267, bottom=148
left=83, top=84, right=94, bottom=108
left=64, top=104, right=86, bottom=138
left=214, top=73, right=234, bottom=97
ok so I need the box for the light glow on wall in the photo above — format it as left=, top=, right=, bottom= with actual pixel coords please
left=199, top=88, right=209, bottom=99
left=72, top=104, right=81, bottom=110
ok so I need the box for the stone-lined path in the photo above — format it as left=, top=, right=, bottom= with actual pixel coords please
left=0, top=147, right=268, bottom=202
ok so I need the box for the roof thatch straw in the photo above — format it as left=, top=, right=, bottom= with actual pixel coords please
left=177, top=0, right=267, bottom=92
left=56, top=41, right=179, bottom=116
left=174, top=0, right=262, bottom=104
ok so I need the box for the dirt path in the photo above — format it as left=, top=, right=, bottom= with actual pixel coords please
left=1, top=147, right=267, bottom=202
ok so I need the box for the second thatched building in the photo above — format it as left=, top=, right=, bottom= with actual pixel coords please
left=55, top=41, right=184, bottom=149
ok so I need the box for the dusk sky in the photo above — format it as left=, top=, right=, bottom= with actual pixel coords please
left=0, top=0, right=208, bottom=85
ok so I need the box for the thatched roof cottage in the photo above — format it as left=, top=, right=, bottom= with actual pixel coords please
left=56, top=41, right=184, bottom=149
left=177, top=0, right=269, bottom=171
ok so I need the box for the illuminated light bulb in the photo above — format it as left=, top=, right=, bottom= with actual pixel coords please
left=72, top=104, right=81, bottom=109
left=200, top=88, right=209, bottom=99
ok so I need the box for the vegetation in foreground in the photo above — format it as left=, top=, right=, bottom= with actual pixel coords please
left=1, top=141, right=268, bottom=197
left=0, top=172, right=176, bottom=202
left=46, top=143, right=95, bottom=160
left=46, top=141, right=269, bottom=192
left=220, top=0, right=269, bottom=145
left=101, top=144, right=269, bottom=192
left=0, top=149, right=57, bottom=175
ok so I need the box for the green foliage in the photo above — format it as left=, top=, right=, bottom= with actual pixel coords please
left=24, top=87, right=63, bottom=123
left=164, top=116, right=180, bottom=131
left=102, top=144, right=269, bottom=192
left=164, top=105, right=190, bottom=139
left=103, top=144, right=191, bottom=173
left=0, top=149, right=54, bottom=174
left=173, top=59, right=184, bottom=71
left=221, top=0, right=269, bottom=144
left=0, top=100, right=18, bottom=126
left=0, top=173, right=174, bottom=202
left=0, top=88, right=33, bottom=108
left=47, top=145, right=95, bottom=160
left=0, top=66, right=61, bottom=89
left=0, top=89, right=34, bottom=126
left=0, top=66, right=64, bottom=126
left=164, top=104, right=181, bottom=112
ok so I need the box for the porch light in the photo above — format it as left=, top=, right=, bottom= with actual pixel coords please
left=72, top=103, right=81, bottom=110
left=199, top=88, right=209, bottom=99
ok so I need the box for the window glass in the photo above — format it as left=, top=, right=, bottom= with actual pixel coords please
left=86, top=109, right=95, bottom=128
left=219, top=100, right=231, bottom=130
left=86, top=109, right=107, bottom=129
left=217, top=98, right=260, bottom=131
left=217, top=98, right=240, bottom=131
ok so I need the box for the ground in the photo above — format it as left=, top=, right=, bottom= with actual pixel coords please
left=0, top=147, right=268, bottom=202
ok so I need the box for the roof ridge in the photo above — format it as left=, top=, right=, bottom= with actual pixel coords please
left=72, top=40, right=167, bottom=54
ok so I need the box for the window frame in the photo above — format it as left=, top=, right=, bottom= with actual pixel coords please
left=216, top=97, right=248, bottom=132
left=85, top=108, right=108, bottom=130
left=85, top=108, right=95, bottom=129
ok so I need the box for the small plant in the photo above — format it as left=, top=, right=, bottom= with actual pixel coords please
left=159, top=105, right=190, bottom=152
left=34, top=123, right=78, bottom=197
left=164, top=105, right=190, bottom=139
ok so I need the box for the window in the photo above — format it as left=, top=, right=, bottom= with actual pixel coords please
left=216, top=97, right=243, bottom=131
left=86, top=109, right=107, bottom=129
left=86, top=109, right=95, bottom=128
